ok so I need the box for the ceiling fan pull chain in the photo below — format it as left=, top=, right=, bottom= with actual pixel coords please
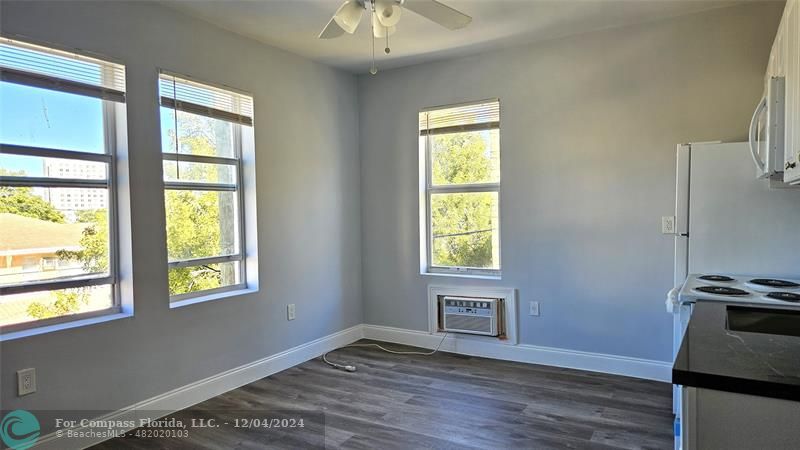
left=370, top=8, right=378, bottom=74
left=385, top=32, right=390, bottom=54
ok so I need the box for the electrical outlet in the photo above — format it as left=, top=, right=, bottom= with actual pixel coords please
left=529, top=301, right=540, bottom=316
left=661, top=216, right=676, bottom=234
left=17, top=368, right=36, bottom=396
left=287, top=304, right=296, bottom=321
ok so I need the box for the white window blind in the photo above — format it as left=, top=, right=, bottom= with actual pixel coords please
left=159, top=73, right=254, bottom=126
left=419, top=100, right=500, bottom=135
left=0, top=37, right=126, bottom=102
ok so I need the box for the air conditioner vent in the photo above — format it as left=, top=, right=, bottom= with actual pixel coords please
left=441, top=296, right=499, bottom=336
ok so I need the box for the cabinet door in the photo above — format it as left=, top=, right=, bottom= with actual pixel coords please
left=768, top=16, right=786, bottom=78
left=784, top=0, right=800, bottom=184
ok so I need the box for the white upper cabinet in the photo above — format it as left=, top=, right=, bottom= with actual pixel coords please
left=776, top=0, right=800, bottom=184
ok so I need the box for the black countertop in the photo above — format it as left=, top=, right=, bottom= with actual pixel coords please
left=673, top=301, right=800, bottom=402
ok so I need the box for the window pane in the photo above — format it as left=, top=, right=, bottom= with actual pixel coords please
left=163, top=160, right=236, bottom=184
left=0, top=154, right=107, bottom=179
left=431, top=192, right=499, bottom=269
left=164, top=190, right=239, bottom=261
left=0, top=284, right=112, bottom=327
left=430, top=129, right=499, bottom=186
left=168, top=261, right=240, bottom=297
left=0, top=188, right=110, bottom=286
left=0, top=82, right=106, bottom=153
left=160, top=107, right=235, bottom=158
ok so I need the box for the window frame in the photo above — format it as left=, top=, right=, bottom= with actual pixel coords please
left=158, top=72, right=250, bottom=302
left=0, top=67, right=123, bottom=333
left=421, top=99, right=502, bottom=277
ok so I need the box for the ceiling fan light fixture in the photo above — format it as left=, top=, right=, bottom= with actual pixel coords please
left=333, top=0, right=364, bottom=34
left=318, top=0, right=473, bottom=73
left=371, top=13, right=396, bottom=38
left=375, top=0, right=402, bottom=27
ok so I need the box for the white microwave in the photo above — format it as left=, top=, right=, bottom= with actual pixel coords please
left=749, top=76, right=785, bottom=179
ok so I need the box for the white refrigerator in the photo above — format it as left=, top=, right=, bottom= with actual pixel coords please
left=674, top=142, right=800, bottom=283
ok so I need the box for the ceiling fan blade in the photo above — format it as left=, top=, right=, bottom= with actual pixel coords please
left=333, top=0, right=364, bottom=34
left=318, top=0, right=363, bottom=39
left=402, top=0, right=471, bottom=30
left=318, top=16, right=346, bottom=39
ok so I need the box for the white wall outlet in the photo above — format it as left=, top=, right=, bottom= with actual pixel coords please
left=17, top=368, right=36, bottom=396
left=661, top=216, right=676, bottom=234
left=529, top=301, right=540, bottom=316
left=287, top=304, right=296, bottom=321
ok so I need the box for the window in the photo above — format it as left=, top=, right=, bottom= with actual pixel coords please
left=420, top=100, right=501, bottom=276
left=0, top=38, right=126, bottom=330
left=159, top=72, right=253, bottom=301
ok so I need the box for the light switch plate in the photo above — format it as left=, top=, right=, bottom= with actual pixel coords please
left=529, top=301, right=540, bottom=316
left=287, top=304, right=296, bottom=321
left=661, top=216, right=676, bottom=234
left=17, top=368, right=36, bottom=396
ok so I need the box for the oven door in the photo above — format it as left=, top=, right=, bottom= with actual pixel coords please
left=672, top=300, right=694, bottom=450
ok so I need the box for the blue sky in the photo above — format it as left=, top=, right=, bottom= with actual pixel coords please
left=0, top=81, right=224, bottom=177
left=0, top=82, right=105, bottom=175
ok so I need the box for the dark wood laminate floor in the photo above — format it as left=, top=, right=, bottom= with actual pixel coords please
left=93, top=340, right=674, bottom=450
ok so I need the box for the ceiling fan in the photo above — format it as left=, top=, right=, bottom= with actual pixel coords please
left=318, top=0, right=472, bottom=74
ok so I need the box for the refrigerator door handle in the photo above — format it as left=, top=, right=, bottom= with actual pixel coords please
left=749, top=96, right=767, bottom=174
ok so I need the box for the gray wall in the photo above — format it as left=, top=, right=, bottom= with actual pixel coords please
left=0, top=0, right=361, bottom=413
left=358, top=3, right=784, bottom=362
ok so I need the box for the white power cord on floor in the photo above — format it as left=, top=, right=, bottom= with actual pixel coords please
left=322, top=333, right=450, bottom=373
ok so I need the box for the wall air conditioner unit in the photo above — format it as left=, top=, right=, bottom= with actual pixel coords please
left=441, top=296, right=499, bottom=336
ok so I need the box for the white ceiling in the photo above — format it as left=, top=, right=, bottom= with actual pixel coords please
left=162, top=0, right=746, bottom=74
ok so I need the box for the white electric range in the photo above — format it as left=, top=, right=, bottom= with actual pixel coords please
left=678, top=274, right=800, bottom=304
left=666, top=273, right=800, bottom=449
left=669, top=273, right=800, bottom=347
left=668, top=274, right=800, bottom=369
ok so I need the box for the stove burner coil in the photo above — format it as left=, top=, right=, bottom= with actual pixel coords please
left=699, top=275, right=735, bottom=282
left=765, top=292, right=800, bottom=302
left=749, top=279, right=800, bottom=288
left=695, top=286, right=749, bottom=296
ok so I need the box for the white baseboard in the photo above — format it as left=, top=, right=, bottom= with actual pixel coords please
left=35, top=322, right=670, bottom=449
left=34, top=324, right=364, bottom=450
left=362, top=324, right=671, bottom=382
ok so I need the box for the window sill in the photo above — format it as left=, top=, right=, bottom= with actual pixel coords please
left=0, top=309, right=133, bottom=342
left=170, top=286, right=258, bottom=309
left=422, top=271, right=502, bottom=281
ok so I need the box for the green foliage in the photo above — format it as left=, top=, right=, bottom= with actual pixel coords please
left=168, top=264, right=224, bottom=296
left=431, top=192, right=496, bottom=268
left=27, top=289, right=89, bottom=320
left=429, top=131, right=499, bottom=269
left=164, top=122, right=237, bottom=296
left=165, top=189, right=228, bottom=295
left=431, top=131, right=497, bottom=185
left=31, top=210, right=107, bottom=316
left=56, top=209, right=108, bottom=273
left=0, top=186, right=66, bottom=223
left=74, top=209, right=98, bottom=223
